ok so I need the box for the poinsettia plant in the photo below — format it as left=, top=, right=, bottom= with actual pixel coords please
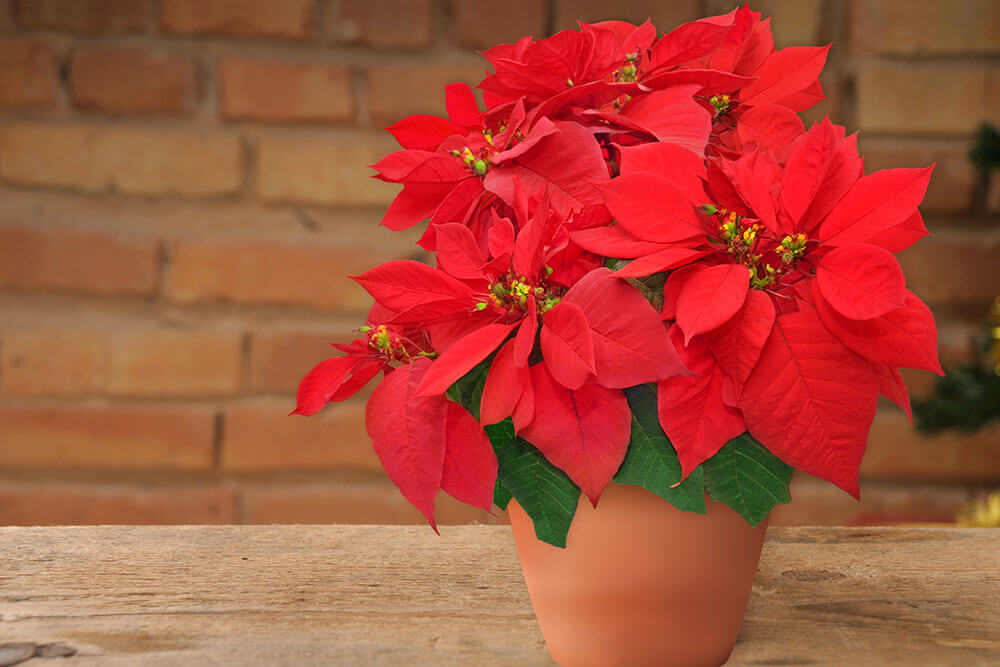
left=293, top=4, right=940, bottom=547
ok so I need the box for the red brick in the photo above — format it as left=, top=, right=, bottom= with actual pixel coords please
left=0, top=482, right=237, bottom=525
left=219, top=58, right=353, bottom=123
left=255, top=132, right=399, bottom=207
left=15, top=0, right=153, bottom=33
left=366, top=62, right=487, bottom=125
left=897, top=231, right=1000, bottom=307
left=855, top=64, right=997, bottom=136
left=858, top=138, right=975, bottom=213
left=0, top=38, right=58, bottom=108
left=107, top=330, right=242, bottom=398
left=337, top=0, right=432, bottom=48
left=0, top=405, right=216, bottom=470
left=165, top=239, right=376, bottom=311
left=0, top=226, right=158, bottom=296
left=160, top=0, right=314, bottom=40
left=70, top=47, right=196, bottom=115
left=0, top=124, right=242, bottom=197
left=554, top=0, right=699, bottom=32
left=861, top=411, right=1000, bottom=481
left=1, top=330, right=105, bottom=397
left=770, top=475, right=973, bottom=526
left=452, top=0, right=547, bottom=49
left=243, top=481, right=498, bottom=525
left=751, top=0, right=824, bottom=48
left=848, top=0, right=1000, bottom=55
left=249, top=329, right=355, bottom=393
left=222, top=400, right=378, bottom=471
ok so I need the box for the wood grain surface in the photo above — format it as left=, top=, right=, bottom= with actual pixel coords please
left=1, top=526, right=998, bottom=665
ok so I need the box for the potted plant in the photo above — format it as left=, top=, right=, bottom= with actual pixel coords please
left=293, top=5, right=939, bottom=665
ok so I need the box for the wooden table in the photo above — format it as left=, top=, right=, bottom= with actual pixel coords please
left=1, top=526, right=998, bottom=665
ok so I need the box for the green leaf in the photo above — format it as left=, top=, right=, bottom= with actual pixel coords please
left=495, top=436, right=581, bottom=548
left=615, top=385, right=706, bottom=514
left=703, top=433, right=793, bottom=525
left=493, top=477, right=513, bottom=510
left=446, top=354, right=492, bottom=419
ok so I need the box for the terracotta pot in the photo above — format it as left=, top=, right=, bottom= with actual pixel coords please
left=509, top=483, right=768, bottom=667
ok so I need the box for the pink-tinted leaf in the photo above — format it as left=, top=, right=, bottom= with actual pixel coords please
left=440, top=402, right=498, bottom=512
left=820, top=166, right=934, bottom=246
left=621, top=85, right=712, bottom=155
left=480, top=340, right=529, bottom=425
left=415, top=323, right=516, bottom=397
left=816, top=244, right=906, bottom=320
left=366, top=360, right=448, bottom=529
left=600, top=173, right=705, bottom=243
left=658, top=326, right=746, bottom=478
left=541, top=300, right=596, bottom=390
left=567, top=268, right=688, bottom=387
left=739, top=309, right=879, bottom=499
left=292, top=355, right=366, bottom=416
left=386, top=115, right=463, bottom=151
left=352, top=260, right=474, bottom=312
left=703, top=289, right=776, bottom=386
left=740, top=45, right=830, bottom=107
left=675, top=263, right=750, bottom=343
left=520, top=363, right=631, bottom=505
left=813, top=286, right=943, bottom=374
left=614, top=248, right=708, bottom=278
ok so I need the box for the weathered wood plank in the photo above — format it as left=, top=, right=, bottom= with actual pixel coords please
left=1, top=526, right=997, bottom=665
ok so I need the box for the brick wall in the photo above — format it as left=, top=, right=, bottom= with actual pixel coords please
left=0, top=0, right=997, bottom=528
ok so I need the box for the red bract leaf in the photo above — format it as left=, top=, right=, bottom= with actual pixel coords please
left=739, top=309, right=879, bottom=499
left=513, top=299, right=538, bottom=367
left=440, top=402, right=498, bottom=513
left=816, top=244, right=906, bottom=320
left=703, top=289, right=776, bottom=386
left=328, top=359, right=384, bottom=403
left=641, top=69, right=754, bottom=96
left=292, top=355, right=366, bottom=416
left=541, top=300, right=597, bottom=390
left=444, top=82, right=481, bottom=127
left=873, top=363, right=913, bottom=423
left=434, top=223, right=486, bottom=282
left=480, top=340, right=529, bottom=425
left=621, top=85, right=712, bottom=155
left=778, top=78, right=825, bottom=112
left=865, top=211, right=929, bottom=254
left=599, top=173, right=705, bottom=243
left=511, top=370, right=535, bottom=431
left=615, top=248, right=708, bottom=278
left=520, top=363, right=631, bottom=505
left=570, top=224, right=668, bottom=258
left=484, top=121, right=609, bottom=216
left=736, top=104, right=804, bottom=156
left=566, top=268, right=688, bottom=387
left=740, top=45, right=830, bottom=107
left=617, top=141, right=707, bottom=196
left=415, top=322, right=516, bottom=397
left=372, top=150, right=469, bottom=183
left=659, top=327, right=746, bottom=478
left=820, top=166, right=934, bottom=246
left=661, top=265, right=698, bottom=321
left=352, top=260, right=474, bottom=312
left=366, top=361, right=448, bottom=529
left=675, top=263, right=750, bottom=343
left=648, top=21, right=729, bottom=71
left=780, top=118, right=838, bottom=225
left=799, top=133, right=863, bottom=233
left=386, top=115, right=463, bottom=151
left=381, top=183, right=448, bottom=232
left=814, top=286, right=943, bottom=374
